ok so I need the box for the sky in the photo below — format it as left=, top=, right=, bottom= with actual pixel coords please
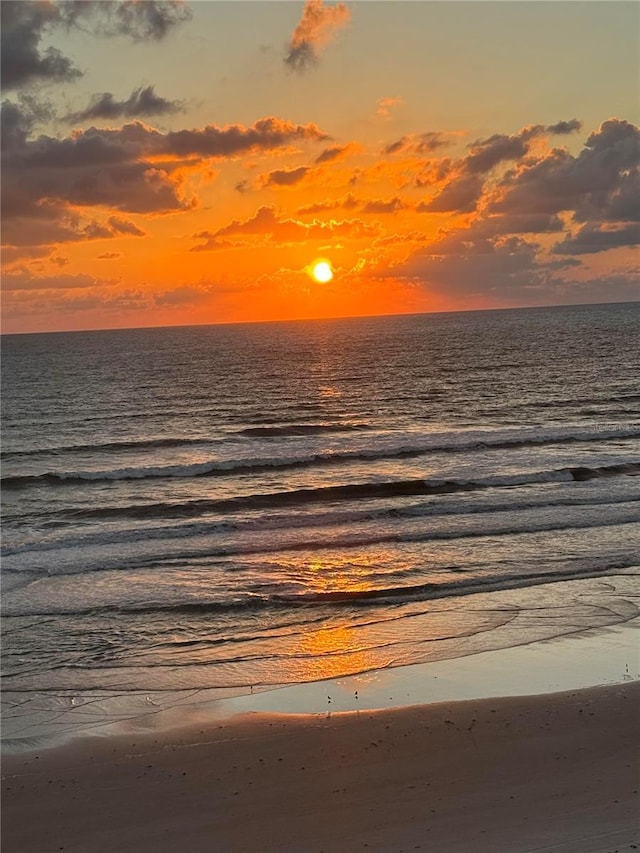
left=1, top=0, right=639, bottom=333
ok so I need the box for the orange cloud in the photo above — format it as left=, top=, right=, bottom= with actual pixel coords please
left=190, top=205, right=379, bottom=251
left=285, top=0, right=351, bottom=72
left=376, top=97, right=403, bottom=118
left=314, top=143, right=361, bottom=164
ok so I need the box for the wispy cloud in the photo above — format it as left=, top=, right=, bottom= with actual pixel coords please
left=383, top=132, right=456, bottom=156
left=1, top=270, right=117, bottom=292
left=65, top=86, right=184, bottom=124
left=298, top=194, right=408, bottom=215
left=376, top=97, right=403, bottom=118
left=284, top=0, right=350, bottom=73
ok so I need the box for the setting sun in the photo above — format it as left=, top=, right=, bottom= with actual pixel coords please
left=312, top=260, right=334, bottom=283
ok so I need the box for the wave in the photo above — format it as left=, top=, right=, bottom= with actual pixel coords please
left=3, top=425, right=639, bottom=488
left=1, top=422, right=373, bottom=460
left=18, top=461, right=640, bottom=521
left=3, top=498, right=638, bottom=563
left=1, top=436, right=218, bottom=460
left=6, top=560, right=638, bottom=618
left=4, top=482, right=638, bottom=555
left=238, top=423, right=371, bottom=438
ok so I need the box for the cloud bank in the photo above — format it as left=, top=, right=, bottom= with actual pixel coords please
left=1, top=110, right=328, bottom=251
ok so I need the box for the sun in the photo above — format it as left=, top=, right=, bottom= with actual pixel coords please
left=311, top=260, right=333, bottom=283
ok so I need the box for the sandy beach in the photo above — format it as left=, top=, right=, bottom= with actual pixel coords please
left=2, top=681, right=638, bottom=853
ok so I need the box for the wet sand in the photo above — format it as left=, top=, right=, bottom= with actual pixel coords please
left=2, top=682, right=638, bottom=853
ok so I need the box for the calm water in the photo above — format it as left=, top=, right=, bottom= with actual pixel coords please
left=2, top=303, right=639, bottom=747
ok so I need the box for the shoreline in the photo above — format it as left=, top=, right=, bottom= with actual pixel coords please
left=3, top=616, right=637, bottom=754
left=3, top=621, right=639, bottom=851
left=219, top=615, right=640, bottom=718
left=3, top=682, right=638, bottom=852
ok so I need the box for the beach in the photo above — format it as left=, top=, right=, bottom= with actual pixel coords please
left=3, top=623, right=640, bottom=852
left=2, top=680, right=638, bottom=853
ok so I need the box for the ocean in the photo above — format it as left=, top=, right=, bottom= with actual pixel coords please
left=2, top=303, right=639, bottom=748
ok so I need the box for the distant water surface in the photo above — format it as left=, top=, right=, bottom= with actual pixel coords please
left=2, top=303, right=639, bottom=747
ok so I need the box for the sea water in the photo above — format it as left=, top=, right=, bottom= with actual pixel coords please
left=2, top=303, right=639, bottom=746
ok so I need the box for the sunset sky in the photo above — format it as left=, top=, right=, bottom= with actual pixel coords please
left=2, top=0, right=638, bottom=333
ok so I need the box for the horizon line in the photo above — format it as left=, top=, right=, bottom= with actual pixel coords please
left=2, top=298, right=639, bottom=338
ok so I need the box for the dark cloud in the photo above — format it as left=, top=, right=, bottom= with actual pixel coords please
left=493, top=120, right=640, bottom=218
left=423, top=117, right=640, bottom=228
left=416, top=131, right=530, bottom=213
left=56, top=289, right=148, bottom=313
left=489, top=119, right=640, bottom=252
left=1, top=204, right=117, bottom=248
left=1, top=246, right=50, bottom=265
left=59, top=1, right=192, bottom=42
left=593, top=170, right=640, bottom=223
left=193, top=206, right=307, bottom=247
left=315, top=144, right=352, bottom=164
left=379, top=211, right=637, bottom=306
left=163, top=117, right=328, bottom=157
left=107, top=216, right=146, bottom=237
left=297, top=194, right=405, bottom=215
left=284, top=0, right=350, bottom=73
left=1, top=1, right=191, bottom=91
left=416, top=121, right=585, bottom=214
left=467, top=213, right=565, bottom=236
left=1, top=112, right=327, bottom=249
left=373, top=231, right=426, bottom=247
left=6, top=156, right=192, bottom=219
left=262, top=166, right=310, bottom=187
left=2, top=201, right=147, bottom=254
left=381, top=231, right=599, bottom=306
left=153, top=284, right=212, bottom=306
left=464, top=133, right=530, bottom=175
left=1, top=95, right=54, bottom=150
left=387, top=234, right=541, bottom=294
left=65, top=86, right=184, bottom=123
left=362, top=197, right=405, bottom=214
left=418, top=174, right=484, bottom=213
left=2, top=287, right=148, bottom=319
left=1, top=270, right=116, bottom=291
left=1, top=1, right=81, bottom=90
left=553, top=223, right=640, bottom=255
left=415, top=159, right=455, bottom=188
left=3, top=114, right=326, bottom=213
left=547, top=119, right=583, bottom=135
left=383, top=132, right=453, bottom=156
left=284, top=41, right=316, bottom=74
left=298, top=193, right=359, bottom=214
